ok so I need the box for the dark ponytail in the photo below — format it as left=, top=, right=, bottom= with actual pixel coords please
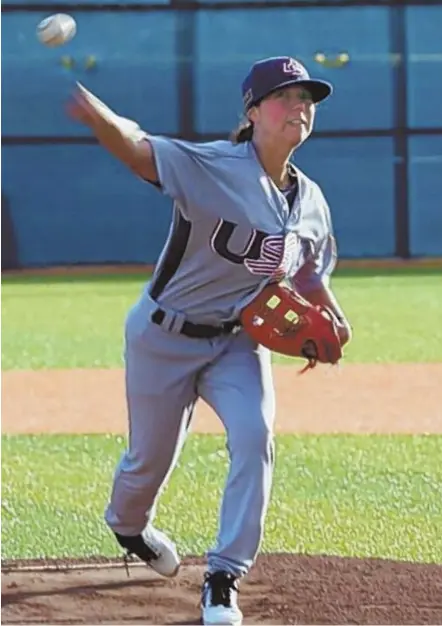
left=230, top=120, right=254, bottom=144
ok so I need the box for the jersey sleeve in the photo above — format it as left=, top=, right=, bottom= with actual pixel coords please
left=292, top=233, right=337, bottom=293
left=147, top=136, right=212, bottom=219
left=292, top=188, right=337, bottom=293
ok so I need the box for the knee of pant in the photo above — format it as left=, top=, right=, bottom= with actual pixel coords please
left=122, top=447, right=165, bottom=479
left=229, top=418, right=274, bottom=460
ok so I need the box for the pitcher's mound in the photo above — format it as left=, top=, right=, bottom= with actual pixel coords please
left=2, top=554, right=442, bottom=625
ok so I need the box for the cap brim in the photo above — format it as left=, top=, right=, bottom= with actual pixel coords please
left=295, top=79, right=333, bottom=103
left=261, top=78, right=333, bottom=104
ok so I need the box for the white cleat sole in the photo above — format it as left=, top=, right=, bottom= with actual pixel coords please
left=142, top=526, right=181, bottom=578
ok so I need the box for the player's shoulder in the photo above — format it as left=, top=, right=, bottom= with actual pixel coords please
left=294, top=164, right=333, bottom=227
left=187, top=139, right=251, bottom=160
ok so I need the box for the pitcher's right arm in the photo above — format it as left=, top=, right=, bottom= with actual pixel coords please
left=67, top=83, right=158, bottom=183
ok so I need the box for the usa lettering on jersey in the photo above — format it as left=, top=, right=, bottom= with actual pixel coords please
left=211, top=219, right=308, bottom=279
left=244, top=235, right=284, bottom=275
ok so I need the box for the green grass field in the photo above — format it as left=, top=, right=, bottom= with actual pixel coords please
left=3, top=434, right=442, bottom=563
left=2, top=267, right=442, bottom=369
left=2, top=268, right=442, bottom=563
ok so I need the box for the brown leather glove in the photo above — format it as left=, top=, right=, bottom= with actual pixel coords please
left=240, top=282, right=343, bottom=373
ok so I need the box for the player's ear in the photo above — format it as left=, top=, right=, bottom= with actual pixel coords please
left=247, top=106, right=259, bottom=124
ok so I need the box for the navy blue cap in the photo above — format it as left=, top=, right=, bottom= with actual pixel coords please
left=242, top=56, right=333, bottom=110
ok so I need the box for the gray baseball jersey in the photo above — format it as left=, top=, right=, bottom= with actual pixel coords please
left=145, top=137, right=336, bottom=324
left=105, top=136, right=337, bottom=580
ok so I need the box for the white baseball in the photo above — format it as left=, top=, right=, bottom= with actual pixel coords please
left=36, top=14, right=77, bottom=47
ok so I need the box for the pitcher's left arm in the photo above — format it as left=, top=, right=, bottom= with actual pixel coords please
left=292, top=234, right=352, bottom=347
left=301, top=283, right=352, bottom=347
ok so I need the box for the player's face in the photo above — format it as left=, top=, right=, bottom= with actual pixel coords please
left=252, top=86, right=316, bottom=147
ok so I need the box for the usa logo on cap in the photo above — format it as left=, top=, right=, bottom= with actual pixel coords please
left=282, top=58, right=307, bottom=77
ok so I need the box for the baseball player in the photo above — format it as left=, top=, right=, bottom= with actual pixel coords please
left=67, top=56, right=351, bottom=626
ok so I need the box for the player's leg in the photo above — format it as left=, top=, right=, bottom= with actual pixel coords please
left=198, top=332, right=275, bottom=624
left=105, top=364, right=196, bottom=537
left=104, top=305, right=206, bottom=575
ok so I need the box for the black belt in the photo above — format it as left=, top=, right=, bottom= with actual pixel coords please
left=151, top=309, right=242, bottom=339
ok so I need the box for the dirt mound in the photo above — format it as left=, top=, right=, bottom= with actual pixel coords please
left=2, top=554, right=442, bottom=625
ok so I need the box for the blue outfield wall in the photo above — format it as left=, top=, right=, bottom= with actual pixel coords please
left=2, top=3, right=442, bottom=267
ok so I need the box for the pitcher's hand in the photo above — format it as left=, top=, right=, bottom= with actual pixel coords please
left=66, top=83, right=109, bottom=127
